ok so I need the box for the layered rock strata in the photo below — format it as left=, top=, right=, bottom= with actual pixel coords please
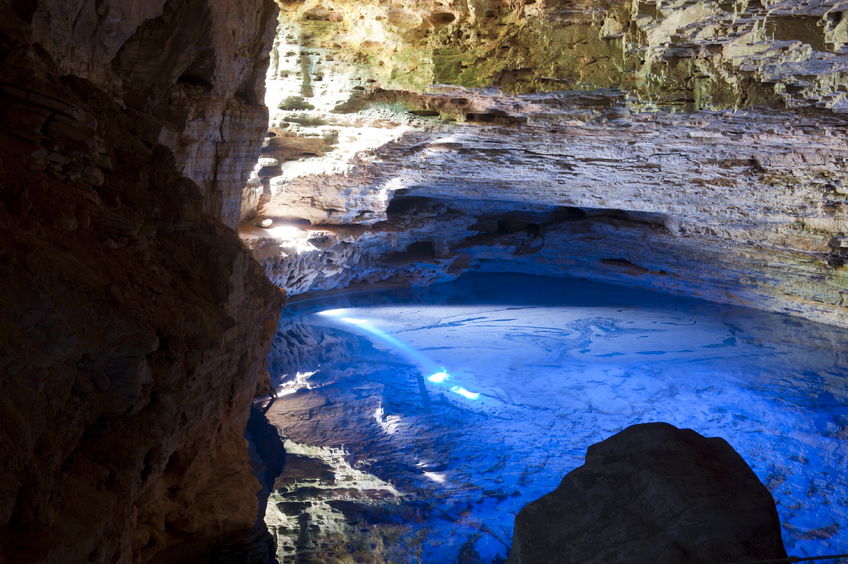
left=241, top=0, right=848, bottom=327
left=26, top=0, right=278, bottom=228
left=0, top=0, right=282, bottom=561
left=243, top=85, right=848, bottom=326
left=507, top=423, right=787, bottom=564
left=271, top=0, right=848, bottom=112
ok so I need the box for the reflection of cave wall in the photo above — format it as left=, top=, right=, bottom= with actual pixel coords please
left=259, top=277, right=848, bottom=562
left=0, top=0, right=282, bottom=562
left=266, top=318, right=353, bottom=387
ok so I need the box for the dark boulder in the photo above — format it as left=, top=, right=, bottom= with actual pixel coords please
left=507, top=422, right=787, bottom=564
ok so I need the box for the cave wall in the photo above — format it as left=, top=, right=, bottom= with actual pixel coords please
left=26, top=0, right=278, bottom=228
left=0, top=0, right=283, bottom=562
left=268, top=0, right=848, bottom=112
left=241, top=0, right=848, bottom=328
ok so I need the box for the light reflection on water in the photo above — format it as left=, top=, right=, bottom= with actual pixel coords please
left=266, top=273, right=848, bottom=563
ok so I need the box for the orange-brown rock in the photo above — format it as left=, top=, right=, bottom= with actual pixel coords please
left=0, top=0, right=282, bottom=562
left=25, top=0, right=278, bottom=227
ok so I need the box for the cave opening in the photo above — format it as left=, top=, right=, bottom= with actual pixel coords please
left=237, top=2, right=848, bottom=563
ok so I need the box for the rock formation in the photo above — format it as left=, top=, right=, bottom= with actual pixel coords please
left=1, top=0, right=846, bottom=561
left=242, top=0, right=848, bottom=327
left=507, top=422, right=788, bottom=564
left=266, top=0, right=847, bottom=112
left=24, top=0, right=278, bottom=228
left=0, top=0, right=282, bottom=562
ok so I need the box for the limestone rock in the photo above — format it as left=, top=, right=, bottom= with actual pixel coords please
left=26, top=0, right=279, bottom=227
left=241, top=0, right=848, bottom=328
left=507, top=423, right=787, bottom=564
left=243, top=85, right=848, bottom=327
left=273, top=0, right=848, bottom=113
left=0, top=1, right=283, bottom=562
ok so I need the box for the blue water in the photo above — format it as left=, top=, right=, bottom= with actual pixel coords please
left=267, top=273, right=848, bottom=562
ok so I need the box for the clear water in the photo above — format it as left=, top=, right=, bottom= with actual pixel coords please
left=267, top=273, right=848, bottom=563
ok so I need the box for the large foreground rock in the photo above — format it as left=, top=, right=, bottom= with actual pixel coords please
left=507, top=423, right=787, bottom=564
left=0, top=0, right=282, bottom=561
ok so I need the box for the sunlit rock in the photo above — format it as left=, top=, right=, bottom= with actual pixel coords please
left=270, top=0, right=848, bottom=111
left=243, top=85, right=848, bottom=325
left=241, top=0, right=848, bottom=328
left=4, top=0, right=846, bottom=561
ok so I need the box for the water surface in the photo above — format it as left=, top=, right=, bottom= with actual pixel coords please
left=265, top=273, right=848, bottom=563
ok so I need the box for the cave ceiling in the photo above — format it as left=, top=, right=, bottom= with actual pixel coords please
left=240, top=0, right=848, bottom=327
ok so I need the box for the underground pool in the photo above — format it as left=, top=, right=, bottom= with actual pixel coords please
left=262, top=273, right=848, bottom=563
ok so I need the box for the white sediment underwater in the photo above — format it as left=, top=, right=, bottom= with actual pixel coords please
left=265, top=273, right=848, bottom=562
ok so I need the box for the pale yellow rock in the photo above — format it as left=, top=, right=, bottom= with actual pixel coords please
left=238, top=0, right=848, bottom=328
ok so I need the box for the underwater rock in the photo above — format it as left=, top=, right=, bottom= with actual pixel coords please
left=507, top=422, right=787, bottom=564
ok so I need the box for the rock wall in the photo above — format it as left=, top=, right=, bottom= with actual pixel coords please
left=0, top=0, right=282, bottom=562
left=26, top=0, right=278, bottom=228
left=269, top=0, right=848, bottom=112
left=241, top=0, right=848, bottom=328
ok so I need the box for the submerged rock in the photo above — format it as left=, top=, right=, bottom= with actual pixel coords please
left=507, top=422, right=787, bottom=564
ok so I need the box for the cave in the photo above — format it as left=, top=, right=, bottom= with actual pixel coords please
left=1, top=0, right=847, bottom=563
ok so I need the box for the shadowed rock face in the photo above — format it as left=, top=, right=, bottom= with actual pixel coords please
left=24, top=0, right=278, bottom=227
left=507, top=423, right=787, bottom=564
left=0, top=0, right=282, bottom=562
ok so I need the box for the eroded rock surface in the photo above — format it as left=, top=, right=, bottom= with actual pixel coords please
left=507, top=422, right=787, bottom=564
left=0, top=0, right=282, bottom=562
left=25, top=0, right=277, bottom=227
left=242, top=85, right=848, bottom=325
left=271, top=0, right=848, bottom=112
left=240, top=0, right=848, bottom=328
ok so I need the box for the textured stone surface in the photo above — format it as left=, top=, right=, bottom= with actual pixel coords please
left=0, top=0, right=282, bottom=562
left=507, top=423, right=787, bottom=564
left=26, top=0, right=278, bottom=227
left=273, top=0, right=848, bottom=112
left=242, top=86, right=848, bottom=326
left=241, top=0, right=848, bottom=328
